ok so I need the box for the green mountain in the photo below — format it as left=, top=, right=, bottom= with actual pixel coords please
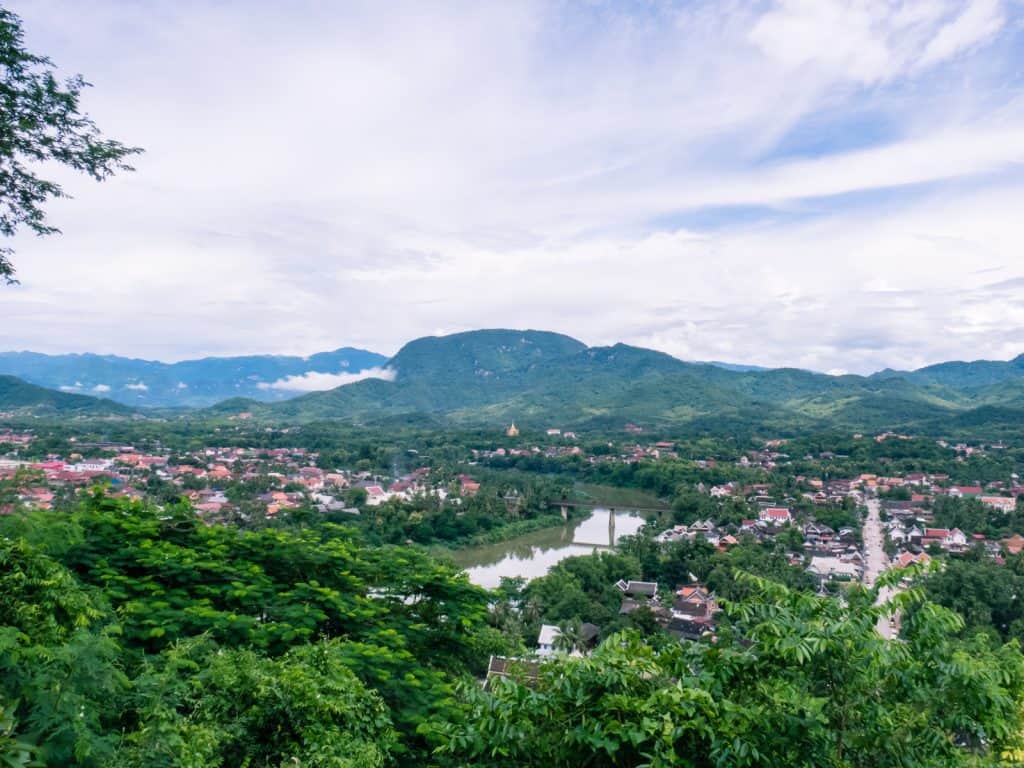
left=230, top=329, right=1013, bottom=433
left=0, top=375, right=133, bottom=416
left=0, top=347, right=388, bottom=408
left=873, top=354, right=1024, bottom=390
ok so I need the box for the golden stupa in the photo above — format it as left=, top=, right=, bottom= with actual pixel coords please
left=506, top=422, right=519, bottom=437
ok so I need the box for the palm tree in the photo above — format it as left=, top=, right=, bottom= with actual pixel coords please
left=553, top=618, right=582, bottom=654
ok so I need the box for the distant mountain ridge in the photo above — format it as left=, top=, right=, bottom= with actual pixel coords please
left=0, top=375, right=132, bottom=416
left=4, top=330, right=1024, bottom=433
left=872, top=354, right=1024, bottom=389
left=228, top=329, right=1024, bottom=433
left=0, top=348, right=388, bottom=407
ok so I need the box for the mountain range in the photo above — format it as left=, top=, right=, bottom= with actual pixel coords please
left=3, top=329, right=1024, bottom=434
left=0, top=348, right=388, bottom=407
left=0, top=375, right=132, bottom=417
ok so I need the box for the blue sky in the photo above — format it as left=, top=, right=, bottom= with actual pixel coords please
left=4, top=0, right=1024, bottom=375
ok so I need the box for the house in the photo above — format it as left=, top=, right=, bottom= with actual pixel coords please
left=687, top=520, right=717, bottom=537
left=758, top=507, right=792, bottom=526
left=887, top=526, right=909, bottom=544
left=673, top=585, right=719, bottom=618
left=808, top=556, right=861, bottom=582
left=458, top=475, right=481, bottom=497
left=485, top=656, right=540, bottom=689
left=536, top=624, right=561, bottom=657
left=893, top=551, right=931, bottom=569
left=364, top=485, right=387, bottom=506
left=981, top=496, right=1017, bottom=513
left=949, top=486, right=983, bottom=498
left=920, top=527, right=968, bottom=552
left=1003, top=534, right=1024, bottom=556
left=615, top=580, right=658, bottom=599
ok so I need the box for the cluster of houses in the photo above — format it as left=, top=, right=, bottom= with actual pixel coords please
left=616, top=579, right=722, bottom=641
left=880, top=490, right=1023, bottom=561
left=474, top=439, right=687, bottom=464
left=529, top=577, right=724, bottom=664
left=0, top=432, right=463, bottom=519
left=654, top=513, right=865, bottom=586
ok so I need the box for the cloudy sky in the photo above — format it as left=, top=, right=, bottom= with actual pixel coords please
left=4, top=0, right=1024, bottom=374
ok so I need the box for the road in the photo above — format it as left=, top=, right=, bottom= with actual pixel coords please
left=862, top=497, right=897, bottom=639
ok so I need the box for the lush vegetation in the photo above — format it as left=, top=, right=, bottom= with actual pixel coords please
left=919, top=549, right=1024, bottom=644
left=0, top=375, right=131, bottom=416
left=7, top=328, right=1024, bottom=437
left=437, top=574, right=1024, bottom=767
left=330, top=474, right=573, bottom=547
left=0, top=492, right=505, bottom=765
left=930, top=495, right=1024, bottom=539
left=4, top=493, right=1024, bottom=767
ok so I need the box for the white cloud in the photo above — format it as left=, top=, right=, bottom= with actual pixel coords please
left=258, top=367, right=396, bottom=393
left=175, top=381, right=188, bottom=389
left=749, top=0, right=1007, bottom=84
left=92, top=384, right=111, bottom=393
left=125, top=382, right=148, bottom=391
left=1, top=0, right=1021, bottom=373
left=918, top=0, right=1005, bottom=68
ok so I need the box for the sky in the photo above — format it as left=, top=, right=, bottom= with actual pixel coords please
left=4, top=0, right=1024, bottom=376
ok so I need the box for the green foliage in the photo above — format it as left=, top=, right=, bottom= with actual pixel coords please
left=523, top=552, right=642, bottom=634
left=0, top=376, right=130, bottom=416
left=436, top=575, right=1024, bottom=767
left=115, top=639, right=394, bottom=768
left=919, top=549, right=1024, bottom=643
left=0, top=492, right=505, bottom=764
left=209, top=329, right=1024, bottom=434
left=0, top=538, right=125, bottom=766
left=931, top=495, right=1024, bottom=539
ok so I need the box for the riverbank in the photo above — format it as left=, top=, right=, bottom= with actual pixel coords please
left=428, top=512, right=579, bottom=556
left=449, top=507, right=649, bottom=589
left=425, top=484, right=664, bottom=556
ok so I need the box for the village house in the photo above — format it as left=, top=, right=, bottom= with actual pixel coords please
left=758, top=507, right=792, bottom=526
left=981, top=495, right=1017, bottom=513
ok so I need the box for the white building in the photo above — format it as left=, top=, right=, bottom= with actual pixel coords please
left=536, top=624, right=561, bottom=657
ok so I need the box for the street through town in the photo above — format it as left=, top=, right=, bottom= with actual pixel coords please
left=863, top=497, right=897, bottom=639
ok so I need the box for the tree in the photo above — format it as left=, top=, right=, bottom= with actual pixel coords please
left=1, top=8, right=141, bottom=283
left=553, top=618, right=582, bottom=654
left=436, top=572, right=1024, bottom=767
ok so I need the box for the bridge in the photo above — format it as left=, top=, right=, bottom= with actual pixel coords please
left=548, top=498, right=672, bottom=515
left=547, top=498, right=670, bottom=546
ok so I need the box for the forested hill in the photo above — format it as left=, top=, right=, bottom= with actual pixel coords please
left=0, top=375, right=133, bottom=416
left=873, top=354, right=1024, bottom=389
left=0, top=347, right=388, bottom=407
left=8, top=330, right=1024, bottom=433
left=224, top=329, right=1024, bottom=433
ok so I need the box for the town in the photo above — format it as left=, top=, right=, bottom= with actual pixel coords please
left=5, top=421, right=1024, bottom=661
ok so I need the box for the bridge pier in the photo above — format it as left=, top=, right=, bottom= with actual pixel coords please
left=560, top=505, right=568, bottom=520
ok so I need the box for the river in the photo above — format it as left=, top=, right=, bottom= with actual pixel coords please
left=450, top=508, right=648, bottom=589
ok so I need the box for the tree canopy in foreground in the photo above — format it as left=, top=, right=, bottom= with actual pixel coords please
left=1, top=494, right=1023, bottom=766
